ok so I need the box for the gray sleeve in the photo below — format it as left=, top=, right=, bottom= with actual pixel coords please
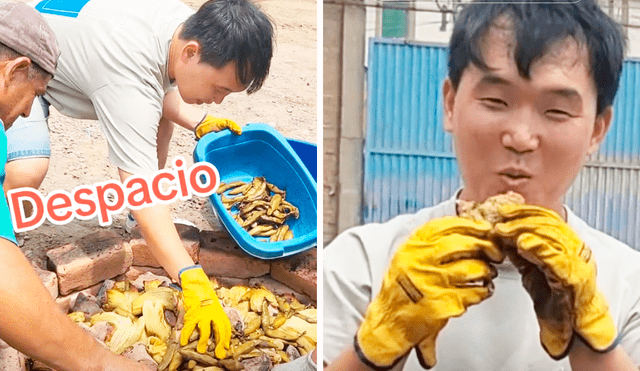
left=90, top=83, right=164, bottom=176
left=323, top=230, right=374, bottom=365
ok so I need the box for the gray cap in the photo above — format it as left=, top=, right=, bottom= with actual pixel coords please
left=0, top=2, right=59, bottom=75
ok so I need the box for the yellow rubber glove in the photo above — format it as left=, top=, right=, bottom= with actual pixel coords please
left=179, top=266, right=231, bottom=358
left=495, top=204, right=617, bottom=358
left=195, top=114, right=242, bottom=139
left=355, top=217, right=504, bottom=369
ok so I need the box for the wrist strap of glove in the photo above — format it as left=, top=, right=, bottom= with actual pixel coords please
left=178, top=264, right=203, bottom=285
left=575, top=332, right=622, bottom=354
left=194, top=113, right=209, bottom=139
left=353, top=335, right=397, bottom=371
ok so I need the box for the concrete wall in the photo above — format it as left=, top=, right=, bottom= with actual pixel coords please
left=323, top=2, right=367, bottom=246
left=323, top=3, right=342, bottom=245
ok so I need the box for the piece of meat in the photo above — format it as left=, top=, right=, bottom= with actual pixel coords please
left=457, top=191, right=525, bottom=225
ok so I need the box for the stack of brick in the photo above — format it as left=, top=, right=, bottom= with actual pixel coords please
left=3, top=224, right=317, bottom=370
left=39, top=223, right=317, bottom=314
left=198, top=229, right=317, bottom=302
left=1, top=224, right=317, bottom=370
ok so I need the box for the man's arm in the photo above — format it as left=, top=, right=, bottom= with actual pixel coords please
left=326, top=345, right=377, bottom=371
left=118, top=168, right=231, bottom=357
left=162, top=89, right=206, bottom=132
left=118, top=168, right=193, bottom=280
left=323, top=231, right=376, bottom=367
left=0, top=238, right=147, bottom=371
left=569, top=341, right=637, bottom=370
left=326, top=334, right=640, bottom=371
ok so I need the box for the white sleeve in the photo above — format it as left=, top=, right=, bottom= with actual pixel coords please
left=617, top=266, right=640, bottom=365
left=322, top=230, right=375, bottom=365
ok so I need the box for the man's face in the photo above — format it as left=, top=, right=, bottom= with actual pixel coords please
left=444, top=20, right=611, bottom=214
left=0, top=59, right=49, bottom=129
left=175, top=54, right=247, bottom=105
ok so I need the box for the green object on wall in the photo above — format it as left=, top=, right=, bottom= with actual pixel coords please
left=382, top=8, right=407, bottom=37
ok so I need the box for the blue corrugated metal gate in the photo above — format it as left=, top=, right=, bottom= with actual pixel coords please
left=363, top=38, right=640, bottom=250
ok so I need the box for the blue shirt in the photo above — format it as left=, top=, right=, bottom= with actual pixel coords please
left=0, top=121, right=18, bottom=245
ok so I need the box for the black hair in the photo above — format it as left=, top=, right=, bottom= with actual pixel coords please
left=0, top=43, right=51, bottom=80
left=448, top=0, right=626, bottom=115
left=180, top=0, right=274, bottom=94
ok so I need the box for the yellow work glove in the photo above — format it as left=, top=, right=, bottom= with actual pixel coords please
left=179, top=266, right=231, bottom=358
left=195, top=114, right=242, bottom=139
left=355, top=217, right=504, bottom=369
left=494, top=204, right=617, bottom=358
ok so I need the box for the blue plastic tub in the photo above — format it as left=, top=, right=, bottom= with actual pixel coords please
left=193, top=123, right=317, bottom=259
left=286, top=139, right=317, bottom=182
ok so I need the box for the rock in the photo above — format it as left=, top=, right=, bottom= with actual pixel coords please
left=285, top=344, right=301, bottom=361
left=122, top=342, right=158, bottom=370
left=95, top=279, right=116, bottom=307
left=164, top=309, right=177, bottom=328
left=125, top=266, right=171, bottom=283
left=223, top=307, right=244, bottom=334
left=72, top=292, right=102, bottom=317
left=86, top=321, right=113, bottom=343
left=0, top=345, right=26, bottom=371
left=130, top=272, right=173, bottom=291
left=241, top=353, right=271, bottom=371
left=55, top=282, right=103, bottom=314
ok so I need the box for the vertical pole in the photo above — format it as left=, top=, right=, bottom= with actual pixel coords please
left=622, top=0, right=629, bottom=37
left=337, top=0, right=366, bottom=235
left=322, top=1, right=344, bottom=244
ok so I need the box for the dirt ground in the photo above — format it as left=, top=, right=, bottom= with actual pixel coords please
left=12, top=0, right=318, bottom=269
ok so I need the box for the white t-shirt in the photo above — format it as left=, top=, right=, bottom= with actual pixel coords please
left=323, top=195, right=640, bottom=371
left=34, top=0, right=194, bottom=175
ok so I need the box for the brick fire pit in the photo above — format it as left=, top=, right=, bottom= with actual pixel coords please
left=2, top=224, right=317, bottom=371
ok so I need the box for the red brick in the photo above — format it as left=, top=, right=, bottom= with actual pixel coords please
left=270, top=248, right=317, bottom=301
left=129, top=223, right=200, bottom=267
left=46, top=231, right=132, bottom=295
left=199, top=230, right=270, bottom=279
left=33, top=267, right=58, bottom=299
